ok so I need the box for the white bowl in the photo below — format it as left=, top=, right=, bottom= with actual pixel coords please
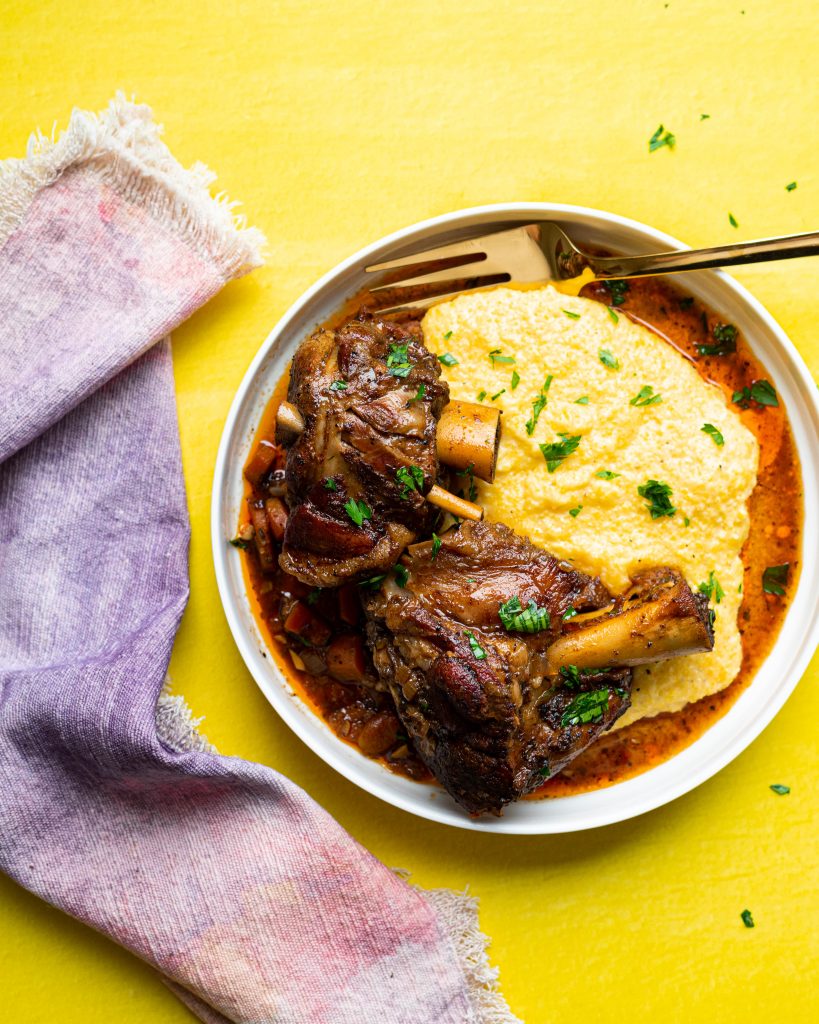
left=212, top=203, right=819, bottom=834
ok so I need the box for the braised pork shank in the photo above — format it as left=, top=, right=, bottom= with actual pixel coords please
left=278, top=313, right=449, bottom=587
left=363, top=522, right=714, bottom=815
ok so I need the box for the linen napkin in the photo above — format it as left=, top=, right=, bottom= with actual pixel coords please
left=0, top=97, right=519, bottom=1024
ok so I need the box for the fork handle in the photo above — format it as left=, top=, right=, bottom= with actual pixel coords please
left=586, top=231, right=819, bottom=279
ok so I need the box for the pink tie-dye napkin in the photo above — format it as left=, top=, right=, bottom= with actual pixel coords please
left=0, top=98, right=518, bottom=1023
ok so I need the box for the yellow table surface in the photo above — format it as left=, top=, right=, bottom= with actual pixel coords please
left=2, top=2, right=818, bottom=1021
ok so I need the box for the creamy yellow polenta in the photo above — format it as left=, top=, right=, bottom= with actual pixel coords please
left=423, top=286, right=759, bottom=726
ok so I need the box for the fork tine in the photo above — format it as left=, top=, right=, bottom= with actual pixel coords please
left=365, top=235, right=489, bottom=273
left=373, top=285, right=489, bottom=315
left=368, top=261, right=509, bottom=293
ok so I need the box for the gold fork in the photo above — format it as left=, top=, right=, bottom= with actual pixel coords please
left=365, top=222, right=819, bottom=313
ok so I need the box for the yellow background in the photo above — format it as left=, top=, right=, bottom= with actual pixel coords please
left=1, top=1, right=817, bottom=1021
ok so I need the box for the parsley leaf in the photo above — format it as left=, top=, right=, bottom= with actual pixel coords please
left=702, top=423, right=725, bottom=446
left=560, top=665, right=581, bottom=689
left=732, top=379, right=779, bottom=409
left=575, top=395, right=590, bottom=405
left=395, top=464, right=425, bottom=498
left=408, top=383, right=426, bottom=403
left=770, top=784, right=791, bottom=795
left=443, top=330, right=453, bottom=340
left=358, top=573, right=386, bottom=590
left=498, top=596, right=551, bottom=633
left=386, top=342, right=413, bottom=378
left=762, top=563, right=789, bottom=596
left=491, top=388, right=506, bottom=401
left=630, top=385, right=663, bottom=407
left=489, top=349, right=515, bottom=365
left=511, top=369, right=521, bottom=390
left=607, top=306, right=620, bottom=324
left=700, top=113, right=710, bottom=121
left=525, top=375, right=553, bottom=436
left=595, top=469, right=620, bottom=480
left=229, top=536, right=250, bottom=550
left=698, top=570, right=725, bottom=604
left=438, top=352, right=459, bottom=367
left=539, top=763, right=551, bottom=779
left=306, top=588, right=321, bottom=606
left=323, top=477, right=338, bottom=491
left=562, top=605, right=577, bottom=621
left=393, top=564, right=409, bottom=587
left=603, top=280, right=630, bottom=306
left=638, top=478, right=676, bottom=519
left=740, top=909, right=754, bottom=928
left=698, top=322, right=738, bottom=356
left=477, top=389, right=487, bottom=401
left=344, top=498, right=372, bottom=527
left=431, top=532, right=442, bottom=560
left=329, top=380, right=348, bottom=392
left=457, top=462, right=478, bottom=502
left=561, top=689, right=613, bottom=727
left=569, top=504, right=583, bottom=517
left=785, top=181, right=797, bottom=192
left=562, top=309, right=581, bottom=320
left=599, top=348, right=620, bottom=370
left=539, top=433, right=582, bottom=472
left=729, top=212, right=739, bottom=228
left=648, top=124, right=676, bottom=152
left=465, top=631, right=487, bottom=660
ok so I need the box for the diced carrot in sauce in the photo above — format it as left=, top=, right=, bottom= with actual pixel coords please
left=264, top=497, right=288, bottom=541
left=282, top=600, right=332, bottom=647
left=249, top=502, right=276, bottom=571
left=326, top=634, right=366, bottom=682
left=337, top=584, right=361, bottom=627
left=244, top=440, right=281, bottom=486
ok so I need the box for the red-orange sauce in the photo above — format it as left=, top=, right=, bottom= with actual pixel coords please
left=238, top=277, right=802, bottom=796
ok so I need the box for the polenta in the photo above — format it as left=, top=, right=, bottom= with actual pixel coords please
left=423, top=286, right=759, bottom=727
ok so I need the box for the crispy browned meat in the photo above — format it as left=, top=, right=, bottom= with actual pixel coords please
left=363, top=522, right=714, bottom=815
left=279, top=314, right=449, bottom=587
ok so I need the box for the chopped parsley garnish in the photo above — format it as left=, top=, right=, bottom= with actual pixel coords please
left=698, top=322, right=738, bottom=356
left=702, top=423, right=725, bottom=446
left=431, top=532, right=442, bottom=560
left=648, top=124, right=676, bottom=152
left=525, top=375, right=554, bottom=436
left=329, top=379, right=348, bottom=392
left=386, top=341, right=413, bottom=377
left=700, top=113, right=710, bottom=120
left=638, top=478, right=676, bottom=519
left=732, top=379, right=779, bottom=408
left=438, top=351, right=459, bottom=367
left=630, top=385, right=663, bottom=407
left=540, top=433, right=582, bottom=472
left=575, top=395, right=590, bottom=405
left=683, top=516, right=691, bottom=527
left=306, top=588, right=321, bottom=606
left=785, top=181, right=797, bottom=192
left=344, top=497, right=372, bottom=527
left=396, top=464, right=424, bottom=498
left=569, top=504, right=583, bottom=517
left=498, top=596, right=551, bottom=633
left=477, top=389, right=487, bottom=401
left=408, top=383, right=426, bottom=403
left=762, top=563, right=790, bottom=596
left=599, top=348, right=620, bottom=370
left=539, top=763, right=551, bottom=778
left=358, top=573, right=386, bottom=590
left=457, top=462, right=478, bottom=502
left=729, top=212, right=739, bottom=228
left=595, top=469, right=620, bottom=480
left=770, top=784, right=791, bottom=795
left=491, top=388, right=506, bottom=401
left=560, top=665, right=582, bottom=689
left=511, top=369, right=521, bottom=390
left=489, top=348, right=516, bottom=365
left=562, top=308, right=581, bottom=320
left=562, top=605, right=578, bottom=621
left=698, top=570, right=725, bottom=604
left=443, top=330, right=453, bottom=340
left=229, top=536, right=250, bottom=550
left=393, top=564, right=409, bottom=587
left=603, top=279, right=630, bottom=306
left=465, top=631, right=487, bottom=660
left=607, top=306, right=619, bottom=325
left=561, top=689, right=613, bottom=727
left=323, top=477, right=338, bottom=491
left=740, top=909, right=754, bottom=929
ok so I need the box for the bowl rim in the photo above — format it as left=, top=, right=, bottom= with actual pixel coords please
left=211, top=201, right=819, bottom=834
